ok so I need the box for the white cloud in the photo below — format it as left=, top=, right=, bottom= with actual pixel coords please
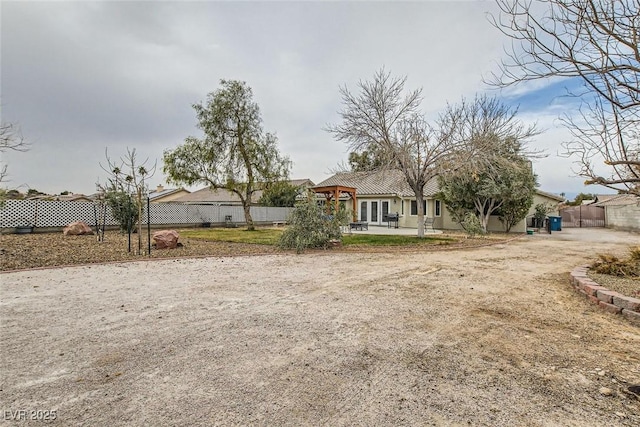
left=2, top=0, right=601, bottom=196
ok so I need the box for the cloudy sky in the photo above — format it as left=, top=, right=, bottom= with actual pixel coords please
left=2, top=0, right=605, bottom=198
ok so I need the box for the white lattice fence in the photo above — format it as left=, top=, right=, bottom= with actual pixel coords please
left=0, top=200, right=118, bottom=228
left=1, top=200, right=293, bottom=228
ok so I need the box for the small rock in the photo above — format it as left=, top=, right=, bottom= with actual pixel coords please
left=599, top=387, right=614, bottom=396
left=615, top=412, right=626, bottom=418
left=598, top=370, right=606, bottom=376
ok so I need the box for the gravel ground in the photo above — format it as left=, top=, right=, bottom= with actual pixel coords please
left=0, top=230, right=278, bottom=271
left=1, top=228, right=639, bottom=426
left=590, top=273, right=639, bottom=298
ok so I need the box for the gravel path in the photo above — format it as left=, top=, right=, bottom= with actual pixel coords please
left=1, top=228, right=639, bottom=426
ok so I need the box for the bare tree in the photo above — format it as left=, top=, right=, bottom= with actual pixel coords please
left=100, top=148, right=156, bottom=254
left=488, top=0, right=640, bottom=195
left=0, top=122, right=28, bottom=185
left=327, top=69, right=466, bottom=238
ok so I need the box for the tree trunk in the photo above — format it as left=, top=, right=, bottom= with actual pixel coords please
left=416, top=191, right=425, bottom=238
left=242, top=200, right=255, bottom=231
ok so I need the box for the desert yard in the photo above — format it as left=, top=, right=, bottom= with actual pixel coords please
left=1, top=228, right=639, bottom=426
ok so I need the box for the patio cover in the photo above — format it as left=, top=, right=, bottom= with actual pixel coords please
left=312, top=185, right=357, bottom=221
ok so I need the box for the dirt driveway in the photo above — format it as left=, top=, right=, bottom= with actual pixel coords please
left=1, top=228, right=639, bottom=426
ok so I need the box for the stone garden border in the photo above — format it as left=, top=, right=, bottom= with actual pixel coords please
left=570, top=266, right=640, bottom=325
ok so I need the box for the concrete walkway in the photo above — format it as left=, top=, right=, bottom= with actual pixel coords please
left=343, top=225, right=443, bottom=236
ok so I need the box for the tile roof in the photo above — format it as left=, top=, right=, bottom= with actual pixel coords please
left=169, top=179, right=313, bottom=204
left=314, top=170, right=439, bottom=197
left=148, top=188, right=188, bottom=201
left=592, top=194, right=640, bottom=206
left=316, top=170, right=563, bottom=202
left=534, top=189, right=565, bottom=202
left=170, top=187, right=251, bottom=204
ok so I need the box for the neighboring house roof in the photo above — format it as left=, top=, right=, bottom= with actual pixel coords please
left=593, top=194, right=618, bottom=204
left=315, top=170, right=438, bottom=197
left=170, top=179, right=314, bottom=205
left=57, top=194, right=93, bottom=202
left=148, top=187, right=189, bottom=201
left=27, top=194, right=93, bottom=202
left=171, top=187, right=252, bottom=205
left=534, top=189, right=565, bottom=202
left=289, top=178, right=315, bottom=188
left=592, top=194, right=640, bottom=207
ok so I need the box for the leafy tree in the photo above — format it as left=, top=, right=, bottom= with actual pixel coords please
left=164, top=80, right=291, bottom=231
left=347, top=148, right=387, bottom=172
left=5, top=189, right=23, bottom=199
left=258, top=181, right=300, bottom=207
left=278, top=192, right=342, bottom=253
left=26, top=188, right=44, bottom=196
left=566, top=193, right=597, bottom=206
left=440, top=156, right=536, bottom=233
left=489, top=0, right=640, bottom=195
left=105, top=189, right=138, bottom=234
left=438, top=96, right=539, bottom=233
left=498, top=185, right=536, bottom=233
left=327, top=69, right=470, bottom=238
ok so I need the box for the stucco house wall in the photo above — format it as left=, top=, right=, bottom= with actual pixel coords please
left=315, top=170, right=564, bottom=233
left=594, top=195, right=640, bottom=231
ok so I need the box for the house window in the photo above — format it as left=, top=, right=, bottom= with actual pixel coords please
left=435, top=200, right=441, bottom=217
left=410, top=200, right=427, bottom=216
left=360, top=201, right=367, bottom=222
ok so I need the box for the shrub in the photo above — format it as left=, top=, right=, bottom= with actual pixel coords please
left=277, top=193, right=342, bottom=253
left=461, top=212, right=485, bottom=238
left=105, top=190, right=139, bottom=233
left=591, top=246, right=640, bottom=277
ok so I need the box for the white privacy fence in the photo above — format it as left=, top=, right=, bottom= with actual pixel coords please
left=0, top=200, right=293, bottom=229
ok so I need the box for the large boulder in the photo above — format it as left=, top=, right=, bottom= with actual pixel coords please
left=152, top=229, right=180, bottom=249
left=63, top=221, right=94, bottom=236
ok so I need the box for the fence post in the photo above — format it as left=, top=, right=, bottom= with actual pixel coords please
left=579, top=205, right=582, bottom=228
left=147, top=197, right=151, bottom=256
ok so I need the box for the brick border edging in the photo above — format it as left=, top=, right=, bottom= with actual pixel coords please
left=570, top=266, right=640, bottom=325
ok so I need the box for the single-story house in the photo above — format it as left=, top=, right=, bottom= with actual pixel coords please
left=314, top=170, right=564, bottom=233
left=169, top=179, right=315, bottom=206
left=592, top=194, right=640, bottom=231
left=149, top=185, right=191, bottom=203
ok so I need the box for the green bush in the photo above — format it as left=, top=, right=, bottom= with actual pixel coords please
left=105, top=190, right=139, bottom=233
left=461, top=212, right=485, bottom=238
left=277, top=193, right=342, bottom=253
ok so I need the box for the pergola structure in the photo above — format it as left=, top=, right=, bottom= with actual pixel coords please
left=312, top=185, right=358, bottom=221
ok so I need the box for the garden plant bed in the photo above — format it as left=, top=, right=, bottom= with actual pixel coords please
left=0, top=228, right=509, bottom=272
left=589, top=273, right=640, bottom=299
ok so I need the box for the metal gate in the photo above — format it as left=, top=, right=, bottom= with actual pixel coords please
left=560, top=205, right=605, bottom=227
